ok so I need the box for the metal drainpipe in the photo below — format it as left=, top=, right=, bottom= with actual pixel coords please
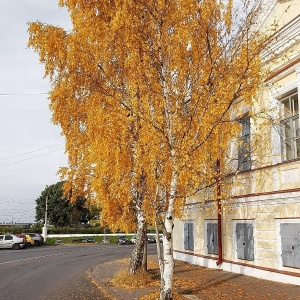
left=216, top=158, right=223, bottom=266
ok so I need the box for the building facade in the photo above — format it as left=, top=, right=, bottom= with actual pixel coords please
left=173, top=0, right=300, bottom=285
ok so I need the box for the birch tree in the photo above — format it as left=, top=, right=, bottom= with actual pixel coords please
left=28, top=0, right=275, bottom=298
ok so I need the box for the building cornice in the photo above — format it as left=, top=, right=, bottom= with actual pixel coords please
left=269, top=14, right=300, bottom=54
left=263, top=14, right=300, bottom=68
left=265, top=56, right=300, bottom=83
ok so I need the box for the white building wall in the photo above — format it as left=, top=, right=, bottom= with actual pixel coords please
left=174, top=191, right=300, bottom=285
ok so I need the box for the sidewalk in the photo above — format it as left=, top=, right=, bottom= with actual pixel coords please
left=88, top=257, right=158, bottom=299
left=88, top=256, right=300, bottom=300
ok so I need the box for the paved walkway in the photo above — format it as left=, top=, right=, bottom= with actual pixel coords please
left=89, top=256, right=300, bottom=300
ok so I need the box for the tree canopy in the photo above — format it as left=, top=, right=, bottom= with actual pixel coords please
left=35, top=181, right=91, bottom=227
left=28, top=1, right=275, bottom=298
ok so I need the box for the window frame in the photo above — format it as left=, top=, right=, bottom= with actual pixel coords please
left=280, top=91, right=300, bottom=161
left=238, top=116, right=251, bottom=171
left=206, top=221, right=218, bottom=255
left=277, top=219, right=300, bottom=270
left=233, top=220, right=255, bottom=262
left=184, top=221, right=194, bottom=251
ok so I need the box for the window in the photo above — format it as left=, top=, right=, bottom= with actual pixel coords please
left=207, top=222, right=218, bottom=255
left=280, top=223, right=300, bottom=268
left=280, top=92, right=300, bottom=160
left=4, top=235, right=13, bottom=240
left=238, top=117, right=251, bottom=171
left=184, top=222, right=194, bottom=251
left=236, top=223, right=254, bottom=261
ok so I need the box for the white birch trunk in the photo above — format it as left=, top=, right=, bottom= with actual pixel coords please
left=129, top=203, right=146, bottom=274
left=128, top=115, right=147, bottom=274
left=160, top=164, right=178, bottom=300
left=158, top=32, right=178, bottom=298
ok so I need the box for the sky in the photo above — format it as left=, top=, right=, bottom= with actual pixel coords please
left=0, top=1, right=72, bottom=223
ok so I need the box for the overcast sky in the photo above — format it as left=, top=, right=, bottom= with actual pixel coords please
left=0, top=1, right=72, bottom=223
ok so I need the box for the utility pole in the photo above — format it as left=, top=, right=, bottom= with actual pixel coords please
left=42, top=190, right=48, bottom=243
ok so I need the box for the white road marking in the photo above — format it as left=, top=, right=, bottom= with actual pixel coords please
left=0, top=247, right=104, bottom=265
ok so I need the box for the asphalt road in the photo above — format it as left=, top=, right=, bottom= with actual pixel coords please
left=0, top=243, right=157, bottom=300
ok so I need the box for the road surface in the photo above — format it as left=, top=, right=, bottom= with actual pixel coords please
left=0, top=243, right=157, bottom=300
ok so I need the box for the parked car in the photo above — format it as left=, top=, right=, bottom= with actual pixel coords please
left=130, top=235, right=157, bottom=244
left=0, top=234, right=25, bottom=250
left=54, top=239, right=64, bottom=245
left=130, top=236, right=137, bottom=244
left=147, top=235, right=156, bottom=243
left=15, top=234, right=34, bottom=247
left=15, top=234, right=27, bottom=246
left=117, top=235, right=130, bottom=245
left=24, top=233, right=44, bottom=246
left=82, top=237, right=96, bottom=243
left=71, top=238, right=83, bottom=243
left=102, top=237, right=110, bottom=244
left=25, top=234, right=35, bottom=246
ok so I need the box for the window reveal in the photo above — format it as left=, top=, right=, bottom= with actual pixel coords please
left=184, top=222, right=194, bottom=251
left=207, top=222, right=218, bottom=255
left=280, top=92, right=300, bottom=161
left=236, top=223, right=254, bottom=261
left=238, top=116, right=251, bottom=171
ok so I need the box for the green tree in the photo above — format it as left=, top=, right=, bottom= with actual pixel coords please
left=35, top=182, right=89, bottom=227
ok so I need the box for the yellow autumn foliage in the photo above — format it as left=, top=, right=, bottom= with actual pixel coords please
left=28, top=0, right=274, bottom=232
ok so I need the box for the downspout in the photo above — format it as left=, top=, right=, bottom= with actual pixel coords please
left=216, top=158, right=223, bottom=266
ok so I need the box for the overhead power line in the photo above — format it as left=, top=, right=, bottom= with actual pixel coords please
left=0, top=148, right=64, bottom=168
left=0, top=195, right=37, bottom=202
left=0, top=199, right=36, bottom=204
left=0, top=209, right=35, bottom=213
left=0, top=143, right=64, bottom=161
left=0, top=92, right=49, bottom=96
